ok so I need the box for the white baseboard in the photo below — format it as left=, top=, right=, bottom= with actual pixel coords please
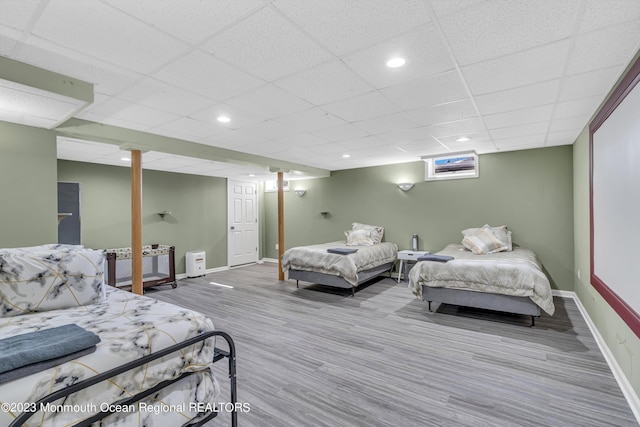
left=260, top=258, right=278, bottom=264
left=176, top=266, right=229, bottom=280
left=554, top=290, right=640, bottom=423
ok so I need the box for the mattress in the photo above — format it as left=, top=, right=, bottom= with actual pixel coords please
left=408, top=244, right=555, bottom=315
left=0, top=287, right=220, bottom=426
left=281, top=241, right=398, bottom=286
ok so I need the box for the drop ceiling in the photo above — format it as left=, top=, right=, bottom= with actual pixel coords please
left=1, top=0, right=639, bottom=180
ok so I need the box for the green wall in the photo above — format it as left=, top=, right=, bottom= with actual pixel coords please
left=573, top=126, right=640, bottom=397
left=0, top=121, right=57, bottom=247
left=264, top=145, right=575, bottom=290
left=57, top=160, right=228, bottom=272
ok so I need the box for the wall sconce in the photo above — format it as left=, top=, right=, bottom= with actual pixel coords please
left=397, top=183, right=414, bottom=191
left=294, top=190, right=307, bottom=197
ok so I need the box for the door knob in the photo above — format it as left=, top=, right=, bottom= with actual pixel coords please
left=230, top=226, right=235, bottom=230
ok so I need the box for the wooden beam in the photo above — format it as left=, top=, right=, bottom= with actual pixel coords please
left=131, top=150, right=143, bottom=295
left=277, top=171, right=285, bottom=280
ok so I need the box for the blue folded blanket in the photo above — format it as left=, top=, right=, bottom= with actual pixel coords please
left=327, top=248, right=358, bottom=255
left=0, top=346, right=97, bottom=385
left=0, top=324, right=101, bottom=375
left=417, top=254, right=454, bottom=262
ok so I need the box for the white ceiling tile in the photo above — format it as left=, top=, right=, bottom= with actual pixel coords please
left=405, top=98, right=478, bottom=127
left=546, top=129, right=581, bottom=145
left=440, top=0, right=580, bottom=66
left=567, top=20, right=640, bottom=75
left=106, top=0, right=266, bottom=44
left=202, top=6, right=332, bottom=82
left=153, top=50, right=264, bottom=101
left=240, top=119, right=299, bottom=140
left=154, top=117, right=221, bottom=139
left=558, top=66, right=623, bottom=101
left=376, top=126, right=435, bottom=144
left=343, top=23, right=455, bottom=89
left=203, top=129, right=269, bottom=149
left=579, top=0, right=640, bottom=34
left=321, top=91, right=400, bottom=122
left=490, top=122, right=549, bottom=140
left=335, top=135, right=389, bottom=151
left=552, top=97, right=602, bottom=120
left=308, top=142, right=352, bottom=155
left=548, top=115, right=590, bottom=133
left=226, top=84, right=312, bottom=118
left=0, top=0, right=41, bottom=30
left=428, top=0, right=487, bottom=18
left=393, top=138, right=444, bottom=155
left=353, top=112, right=418, bottom=135
left=424, top=117, right=486, bottom=138
left=273, top=0, right=432, bottom=55
left=32, top=0, right=189, bottom=74
left=381, top=70, right=468, bottom=110
left=484, top=105, right=554, bottom=130
left=118, top=78, right=214, bottom=116
left=475, top=80, right=561, bottom=115
left=462, top=40, right=570, bottom=96
left=273, top=107, right=347, bottom=133
left=84, top=98, right=180, bottom=128
left=446, top=140, right=496, bottom=153
left=493, top=135, right=548, bottom=150
left=190, top=103, right=267, bottom=130
left=309, top=123, right=370, bottom=142
left=272, top=133, right=328, bottom=148
left=274, top=60, right=374, bottom=105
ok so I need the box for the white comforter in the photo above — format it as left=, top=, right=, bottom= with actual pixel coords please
left=0, top=287, right=219, bottom=426
left=281, top=241, right=398, bottom=286
left=408, top=244, right=555, bottom=315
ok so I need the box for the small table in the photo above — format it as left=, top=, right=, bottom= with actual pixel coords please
left=397, top=250, right=430, bottom=283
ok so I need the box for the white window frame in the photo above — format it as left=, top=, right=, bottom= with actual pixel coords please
left=422, top=151, right=479, bottom=181
left=264, top=180, right=290, bottom=192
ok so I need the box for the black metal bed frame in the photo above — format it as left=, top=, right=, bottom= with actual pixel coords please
left=9, top=331, right=237, bottom=427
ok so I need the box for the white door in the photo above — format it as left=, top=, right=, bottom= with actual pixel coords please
left=228, top=180, right=258, bottom=267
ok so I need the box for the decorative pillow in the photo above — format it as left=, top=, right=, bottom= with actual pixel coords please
left=462, top=224, right=512, bottom=252
left=0, top=247, right=106, bottom=317
left=461, top=225, right=509, bottom=255
left=345, top=229, right=375, bottom=246
left=352, top=222, right=384, bottom=244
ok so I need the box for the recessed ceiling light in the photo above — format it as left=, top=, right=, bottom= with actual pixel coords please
left=248, top=174, right=256, bottom=177
left=342, top=154, right=350, bottom=158
left=217, top=115, right=231, bottom=123
left=456, top=137, right=470, bottom=142
left=121, top=157, right=131, bottom=162
left=386, top=57, right=406, bottom=68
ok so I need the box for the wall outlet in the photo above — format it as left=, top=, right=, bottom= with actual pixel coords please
left=577, top=269, right=581, bottom=279
left=275, top=243, right=279, bottom=250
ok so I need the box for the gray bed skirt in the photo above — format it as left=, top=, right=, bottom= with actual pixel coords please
left=422, top=286, right=541, bottom=324
left=289, top=261, right=394, bottom=293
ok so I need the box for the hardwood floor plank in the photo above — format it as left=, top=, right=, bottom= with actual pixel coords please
left=145, top=263, right=638, bottom=427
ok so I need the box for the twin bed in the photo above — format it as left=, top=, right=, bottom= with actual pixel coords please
left=281, top=222, right=398, bottom=295
left=282, top=223, right=554, bottom=325
left=408, top=239, right=555, bottom=325
left=0, top=245, right=236, bottom=427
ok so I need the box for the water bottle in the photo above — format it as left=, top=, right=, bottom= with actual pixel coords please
left=412, top=234, right=419, bottom=251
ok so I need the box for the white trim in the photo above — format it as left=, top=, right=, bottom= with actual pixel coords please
left=554, top=290, right=640, bottom=423
left=176, top=266, right=229, bottom=280
left=261, top=258, right=279, bottom=264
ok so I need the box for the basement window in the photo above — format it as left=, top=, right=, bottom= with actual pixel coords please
left=422, top=151, right=479, bottom=181
left=264, top=180, right=290, bottom=192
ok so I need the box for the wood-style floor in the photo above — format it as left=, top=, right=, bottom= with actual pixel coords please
left=145, top=263, right=638, bottom=427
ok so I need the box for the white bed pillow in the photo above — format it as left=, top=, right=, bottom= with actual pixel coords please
left=345, top=229, right=375, bottom=246
left=462, top=224, right=512, bottom=252
left=461, top=225, right=509, bottom=255
left=352, top=222, right=384, bottom=244
left=0, top=247, right=106, bottom=317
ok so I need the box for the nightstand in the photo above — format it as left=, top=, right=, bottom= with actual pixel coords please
left=397, top=250, right=430, bottom=283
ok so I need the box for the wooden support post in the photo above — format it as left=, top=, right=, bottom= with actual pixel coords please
left=277, top=171, right=285, bottom=281
left=131, top=150, right=143, bottom=295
